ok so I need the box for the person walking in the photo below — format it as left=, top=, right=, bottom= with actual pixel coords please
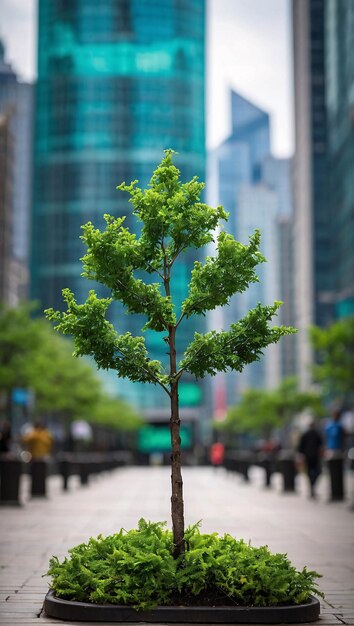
left=298, top=421, right=324, bottom=499
left=210, top=442, right=225, bottom=469
left=21, top=420, right=53, bottom=459
left=21, top=421, right=53, bottom=497
left=324, top=409, right=346, bottom=501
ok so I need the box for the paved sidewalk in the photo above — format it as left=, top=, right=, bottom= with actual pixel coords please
left=0, top=466, right=353, bottom=625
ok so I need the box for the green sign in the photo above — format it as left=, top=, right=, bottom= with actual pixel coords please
left=138, top=425, right=192, bottom=453
left=179, top=383, right=202, bottom=407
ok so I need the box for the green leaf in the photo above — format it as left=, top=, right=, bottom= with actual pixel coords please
left=180, top=303, right=296, bottom=378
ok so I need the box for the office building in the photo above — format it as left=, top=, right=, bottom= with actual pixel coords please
left=236, top=183, right=281, bottom=395
left=32, top=0, right=206, bottom=418
left=0, top=41, right=33, bottom=303
left=212, top=90, right=270, bottom=237
left=325, top=0, right=354, bottom=319
left=292, top=0, right=354, bottom=387
left=0, top=113, right=13, bottom=304
left=211, top=91, right=290, bottom=407
left=292, top=0, right=330, bottom=388
left=262, top=156, right=296, bottom=378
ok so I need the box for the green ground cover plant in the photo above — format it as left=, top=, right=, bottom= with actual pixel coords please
left=47, top=520, right=322, bottom=610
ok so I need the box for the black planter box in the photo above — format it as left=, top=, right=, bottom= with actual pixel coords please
left=44, top=589, right=320, bottom=623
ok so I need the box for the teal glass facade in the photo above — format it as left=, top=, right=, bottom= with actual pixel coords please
left=325, top=0, right=354, bottom=319
left=32, top=0, right=205, bottom=412
left=309, top=0, right=333, bottom=328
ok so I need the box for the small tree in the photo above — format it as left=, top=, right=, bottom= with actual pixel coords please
left=46, top=151, right=295, bottom=556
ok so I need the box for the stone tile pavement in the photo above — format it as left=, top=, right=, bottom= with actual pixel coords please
left=0, top=465, right=353, bottom=625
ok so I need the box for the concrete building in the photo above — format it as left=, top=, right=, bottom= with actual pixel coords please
left=0, top=40, right=33, bottom=304
left=292, top=0, right=330, bottom=388
left=0, top=113, right=13, bottom=304
left=236, top=183, right=281, bottom=395
left=262, top=156, right=296, bottom=379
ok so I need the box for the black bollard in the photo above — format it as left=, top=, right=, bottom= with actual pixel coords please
left=59, top=459, right=71, bottom=491
left=0, top=457, right=22, bottom=506
left=278, top=453, right=296, bottom=492
left=31, top=460, right=47, bottom=497
left=327, top=453, right=345, bottom=501
left=257, top=453, right=273, bottom=488
left=79, top=462, right=90, bottom=486
left=263, top=458, right=273, bottom=487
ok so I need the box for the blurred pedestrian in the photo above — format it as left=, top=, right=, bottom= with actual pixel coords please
left=21, top=420, right=53, bottom=460
left=297, top=421, right=324, bottom=499
left=210, top=442, right=225, bottom=468
left=0, top=419, right=12, bottom=453
left=324, top=409, right=346, bottom=501
left=325, top=409, right=345, bottom=453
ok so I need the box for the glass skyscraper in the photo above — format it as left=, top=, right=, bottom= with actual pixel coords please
left=325, top=0, right=354, bottom=319
left=292, top=0, right=354, bottom=387
left=32, top=0, right=205, bottom=415
left=211, top=90, right=270, bottom=238
left=292, top=0, right=330, bottom=388
left=210, top=91, right=289, bottom=407
left=0, top=41, right=33, bottom=305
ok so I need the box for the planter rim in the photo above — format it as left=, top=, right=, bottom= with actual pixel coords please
left=44, top=589, right=321, bottom=623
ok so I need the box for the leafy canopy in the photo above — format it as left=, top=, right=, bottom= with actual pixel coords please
left=45, top=151, right=295, bottom=393
left=220, top=377, right=323, bottom=438
left=0, top=303, right=100, bottom=418
left=47, top=519, right=322, bottom=610
left=0, top=303, right=140, bottom=429
left=310, top=317, right=354, bottom=401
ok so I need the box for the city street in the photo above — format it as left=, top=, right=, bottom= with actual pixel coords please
left=0, top=465, right=353, bottom=625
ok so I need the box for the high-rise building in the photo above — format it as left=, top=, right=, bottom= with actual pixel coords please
left=262, top=156, right=296, bottom=379
left=236, top=183, right=281, bottom=393
left=210, top=91, right=290, bottom=408
left=292, top=0, right=330, bottom=388
left=211, top=91, right=270, bottom=237
left=0, top=113, right=13, bottom=304
left=0, top=41, right=32, bottom=305
left=325, top=0, right=354, bottom=319
left=32, top=1, right=206, bottom=418
left=292, top=0, right=354, bottom=387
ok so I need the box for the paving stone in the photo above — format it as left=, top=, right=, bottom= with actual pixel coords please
left=1, top=466, right=353, bottom=624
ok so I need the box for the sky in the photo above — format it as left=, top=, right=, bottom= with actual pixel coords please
left=0, top=0, right=293, bottom=156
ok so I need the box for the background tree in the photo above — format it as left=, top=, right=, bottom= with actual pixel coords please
left=0, top=303, right=45, bottom=398
left=30, top=329, right=101, bottom=420
left=46, top=150, right=295, bottom=556
left=90, top=395, right=141, bottom=432
left=220, top=377, right=323, bottom=441
left=310, top=317, right=354, bottom=406
left=0, top=303, right=139, bottom=433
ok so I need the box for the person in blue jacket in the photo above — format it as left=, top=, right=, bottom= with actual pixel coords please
left=325, top=409, right=345, bottom=451
left=324, top=409, right=346, bottom=501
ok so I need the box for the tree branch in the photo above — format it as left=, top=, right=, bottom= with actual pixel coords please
left=145, top=260, right=164, bottom=281
left=168, top=225, right=208, bottom=270
left=176, top=333, right=252, bottom=379
left=175, top=312, right=186, bottom=330
left=115, top=277, right=169, bottom=331
left=115, top=347, right=170, bottom=396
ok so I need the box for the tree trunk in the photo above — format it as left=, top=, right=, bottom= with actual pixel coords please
left=170, top=380, right=185, bottom=557
left=168, top=324, right=185, bottom=558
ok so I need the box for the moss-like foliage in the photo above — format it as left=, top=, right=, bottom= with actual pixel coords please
left=46, top=519, right=323, bottom=610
